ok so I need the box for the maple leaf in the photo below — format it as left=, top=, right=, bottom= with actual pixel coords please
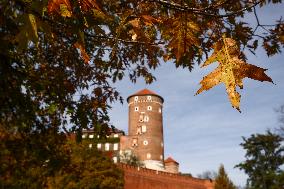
left=15, top=14, right=38, bottom=50
left=196, top=37, right=273, bottom=112
left=47, top=0, right=72, bottom=17
left=162, top=15, right=200, bottom=61
left=79, top=0, right=103, bottom=12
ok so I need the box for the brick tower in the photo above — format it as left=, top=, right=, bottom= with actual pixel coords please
left=122, top=89, right=165, bottom=170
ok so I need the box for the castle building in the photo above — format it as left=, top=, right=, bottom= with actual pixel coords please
left=120, top=89, right=178, bottom=172
left=79, top=88, right=214, bottom=189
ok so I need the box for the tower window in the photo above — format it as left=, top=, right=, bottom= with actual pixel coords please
left=144, top=115, right=149, bottom=122
left=82, top=134, right=86, bottom=139
left=142, top=125, right=147, bottom=133
left=161, top=142, right=164, bottom=147
left=113, top=156, right=118, bottom=163
left=89, top=144, right=92, bottom=148
left=113, top=143, right=119, bottom=151
left=89, top=134, right=94, bottom=139
left=134, top=96, right=138, bottom=101
left=132, top=138, right=138, bottom=147
left=139, top=114, right=144, bottom=122
left=114, top=134, right=119, bottom=138
left=97, top=143, right=101, bottom=149
left=159, top=108, right=162, bottom=113
left=143, top=140, right=148, bottom=146
left=146, top=153, right=151, bottom=159
left=137, top=126, right=142, bottom=134
left=135, top=107, right=139, bottom=111
left=160, top=155, right=163, bottom=160
left=147, top=96, right=151, bottom=100
left=147, top=106, right=152, bottom=111
left=105, top=143, right=110, bottom=151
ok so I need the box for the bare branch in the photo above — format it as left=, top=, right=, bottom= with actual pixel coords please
left=150, top=0, right=260, bottom=18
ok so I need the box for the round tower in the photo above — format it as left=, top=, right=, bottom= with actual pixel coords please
left=127, top=89, right=164, bottom=169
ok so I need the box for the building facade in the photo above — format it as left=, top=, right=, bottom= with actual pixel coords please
left=120, top=89, right=166, bottom=170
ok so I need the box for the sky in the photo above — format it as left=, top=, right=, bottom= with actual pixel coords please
left=108, top=4, right=284, bottom=186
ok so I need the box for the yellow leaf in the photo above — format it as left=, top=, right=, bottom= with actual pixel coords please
left=141, top=15, right=161, bottom=26
left=196, top=37, right=273, bottom=112
left=28, top=14, right=38, bottom=41
left=162, top=16, right=200, bottom=61
left=14, top=13, right=38, bottom=50
left=47, top=0, right=72, bottom=17
left=129, top=19, right=140, bottom=28
left=60, top=4, right=72, bottom=17
left=79, top=0, right=102, bottom=12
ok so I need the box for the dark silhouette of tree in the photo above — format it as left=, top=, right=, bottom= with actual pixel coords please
left=236, top=131, right=284, bottom=189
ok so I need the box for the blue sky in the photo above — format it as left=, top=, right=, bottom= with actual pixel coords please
left=108, top=4, right=284, bottom=186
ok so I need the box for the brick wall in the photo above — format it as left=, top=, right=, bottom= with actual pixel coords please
left=118, top=164, right=214, bottom=189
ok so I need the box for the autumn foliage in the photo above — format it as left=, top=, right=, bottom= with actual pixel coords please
left=0, top=0, right=284, bottom=187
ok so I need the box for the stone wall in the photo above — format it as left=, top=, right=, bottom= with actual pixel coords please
left=118, top=164, right=214, bottom=189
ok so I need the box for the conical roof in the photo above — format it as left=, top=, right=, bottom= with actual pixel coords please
left=127, top=88, right=164, bottom=103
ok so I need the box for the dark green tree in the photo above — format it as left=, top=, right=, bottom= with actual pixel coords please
left=236, top=131, right=284, bottom=189
left=47, top=140, right=124, bottom=189
left=214, top=164, right=237, bottom=189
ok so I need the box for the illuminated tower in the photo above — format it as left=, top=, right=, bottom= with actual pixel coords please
left=126, top=89, right=164, bottom=169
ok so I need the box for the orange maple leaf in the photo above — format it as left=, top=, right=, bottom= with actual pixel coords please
left=162, top=15, right=200, bottom=61
left=79, top=0, right=103, bottom=12
left=196, top=37, right=273, bottom=112
left=47, top=0, right=72, bottom=17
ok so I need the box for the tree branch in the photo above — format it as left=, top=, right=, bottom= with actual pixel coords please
left=150, top=0, right=260, bottom=18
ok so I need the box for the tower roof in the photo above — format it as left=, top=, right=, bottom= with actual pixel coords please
left=164, top=157, right=179, bottom=165
left=127, top=88, right=164, bottom=103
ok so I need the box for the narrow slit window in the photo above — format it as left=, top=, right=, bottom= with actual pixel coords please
left=147, top=106, right=152, bottom=111
left=135, top=107, right=139, bottom=112
left=113, top=156, right=118, bottom=163
left=105, top=143, right=110, bottom=151
left=113, top=143, right=119, bottom=151
left=97, top=143, right=102, bottom=149
left=144, top=115, right=149, bottom=122
left=142, top=125, right=147, bottom=133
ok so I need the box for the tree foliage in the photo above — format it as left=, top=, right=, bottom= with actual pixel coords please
left=1, top=0, right=284, bottom=187
left=214, top=164, right=237, bottom=189
left=236, top=131, right=284, bottom=189
left=47, top=140, right=124, bottom=189
left=0, top=132, right=124, bottom=189
left=119, top=151, right=145, bottom=167
left=195, top=37, right=273, bottom=112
